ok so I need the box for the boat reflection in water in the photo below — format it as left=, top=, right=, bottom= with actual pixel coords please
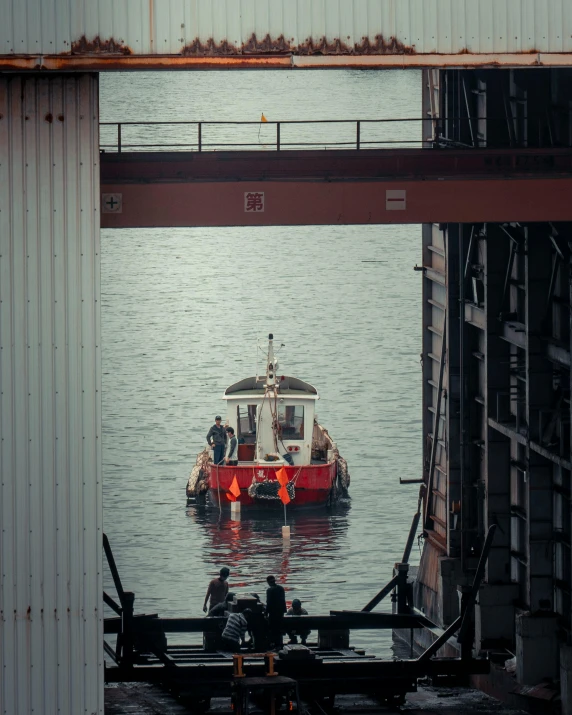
left=185, top=501, right=351, bottom=594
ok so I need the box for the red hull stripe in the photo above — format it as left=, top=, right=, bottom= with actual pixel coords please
left=207, top=463, right=337, bottom=507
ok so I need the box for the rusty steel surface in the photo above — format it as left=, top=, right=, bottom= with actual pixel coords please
left=2, top=0, right=572, bottom=70
left=100, top=148, right=572, bottom=184
left=4, top=53, right=572, bottom=71
left=180, top=31, right=415, bottom=57
left=99, top=177, right=572, bottom=228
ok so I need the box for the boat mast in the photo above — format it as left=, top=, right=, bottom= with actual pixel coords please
left=255, top=334, right=280, bottom=460
left=265, top=333, right=277, bottom=389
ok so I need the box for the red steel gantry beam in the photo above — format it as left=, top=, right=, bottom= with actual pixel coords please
left=100, top=148, right=572, bottom=228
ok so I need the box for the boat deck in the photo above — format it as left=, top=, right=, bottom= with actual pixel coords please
left=212, top=459, right=329, bottom=467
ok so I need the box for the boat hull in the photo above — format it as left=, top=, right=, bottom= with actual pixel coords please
left=206, top=462, right=337, bottom=508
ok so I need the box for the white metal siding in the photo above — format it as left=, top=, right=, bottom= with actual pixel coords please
left=0, top=0, right=571, bottom=57
left=0, top=74, right=103, bottom=715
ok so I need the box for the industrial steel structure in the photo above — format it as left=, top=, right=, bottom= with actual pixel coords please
left=417, top=66, right=572, bottom=705
left=98, top=144, right=572, bottom=227
left=2, top=2, right=572, bottom=715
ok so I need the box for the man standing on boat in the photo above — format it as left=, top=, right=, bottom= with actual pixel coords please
left=207, top=415, right=226, bottom=466
left=225, top=427, right=239, bottom=466
left=203, top=567, right=230, bottom=613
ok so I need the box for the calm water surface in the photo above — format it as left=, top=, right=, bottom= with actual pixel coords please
left=100, top=70, right=422, bottom=653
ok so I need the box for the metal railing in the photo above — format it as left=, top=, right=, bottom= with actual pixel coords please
left=100, top=116, right=572, bottom=154
left=99, top=117, right=427, bottom=153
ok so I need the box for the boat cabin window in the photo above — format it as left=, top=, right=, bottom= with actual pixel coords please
left=278, top=404, right=304, bottom=440
left=237, top=404, right=257, bottom=444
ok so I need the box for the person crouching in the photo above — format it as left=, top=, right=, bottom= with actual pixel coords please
left=221, top=609, right=252, bottom=653
left=286, top=599, right=310, bottom=645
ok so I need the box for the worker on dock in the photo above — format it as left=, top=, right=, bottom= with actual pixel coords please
left=207, top=415, right=226, bottom=465
left=224, top=427, right=239, bottom=466
left=203, top=567, right=230, bottom=613
left=266, top=575, right=287, bottom=648
left=286, top=599, right=310, bottom=645
left=208, top=592, right=235, bottom=617
left=221, top=609, right=252, bottom=653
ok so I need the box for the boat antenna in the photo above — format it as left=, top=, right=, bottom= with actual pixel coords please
left=256, top=336, right=269, bottom=382
left=266, top=334, right=277, bottom=388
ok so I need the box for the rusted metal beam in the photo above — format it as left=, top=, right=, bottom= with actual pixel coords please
left=103, top=656, right=489, bottom=684
left=488, top=417, right=572, bottom=471
left=104, top=612, right=430, bottom=635
left=103, top=534, right=126, bottom=605
left=361, top=575, right=400, bottom=613
left=100, top=148, right=572, bottom=183
left=100, top=177, right=572, bottom=228
left=3, top=53, right=572, bottom=72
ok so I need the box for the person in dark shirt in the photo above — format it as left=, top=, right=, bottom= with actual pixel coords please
left=208, top=592, right=235, bottom=617
left=286, top=599, right=310, bottom=645
left=207, top=416, right=226, bottom=466
left=266, top=575, right=286, bottom=648
left=203, top=567, right=230, bottom=613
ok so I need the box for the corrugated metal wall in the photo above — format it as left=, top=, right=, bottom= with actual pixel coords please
left=0, top=74, right=103, bottom=715
left=0, top=0, right=571, bottom=57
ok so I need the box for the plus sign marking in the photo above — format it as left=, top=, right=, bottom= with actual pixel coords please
left=102, top=193, right=123, bottom=214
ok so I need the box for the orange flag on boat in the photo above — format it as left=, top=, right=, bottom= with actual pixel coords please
left=229, top=475, right=241, bottom=498
left=278, top=485, right=291, bottom=505
left=260, top=113, right=268, bottom=123
left=276, top=467, right=289, bottom=487
left=226, top=491, right=237, bottom=502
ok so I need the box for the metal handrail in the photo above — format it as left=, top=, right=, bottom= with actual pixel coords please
left=99, top=117, right=430, bottom=125
left=99, top=116, right=568, bottom=154
left=99, top=139, right=423, bottom=149
left=100, top=116, right=430, bottom=153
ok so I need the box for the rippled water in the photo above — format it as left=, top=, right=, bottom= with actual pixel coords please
left=100, top=70, right=422, bottom=653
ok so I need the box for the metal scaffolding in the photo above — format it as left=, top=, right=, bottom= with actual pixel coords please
left=418, top=66, right=572, bottom=691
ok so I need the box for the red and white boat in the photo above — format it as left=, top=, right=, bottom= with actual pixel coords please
left=187, top=335, right=350, bottom=509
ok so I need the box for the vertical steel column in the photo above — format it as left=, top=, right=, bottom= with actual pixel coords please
left=525, top=226, right=555, bottom=611
left=420, top=223, right=448, bottom=549
left=421, top=224, right=436, bottom=486
left=0, top=74, right=103, bottom=715
left=421, top=69, right=440, bottom=148
left=459, top=224, right=477, bottom=569
left=484, top=225, right=512, bottom=582
left=446, top=224, right=462, bottom=557
left=469, top=223, right=519, bottom=653
left=569, top=234, right=572, bottom=625
left=121, top=592, right=136, bottom=667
